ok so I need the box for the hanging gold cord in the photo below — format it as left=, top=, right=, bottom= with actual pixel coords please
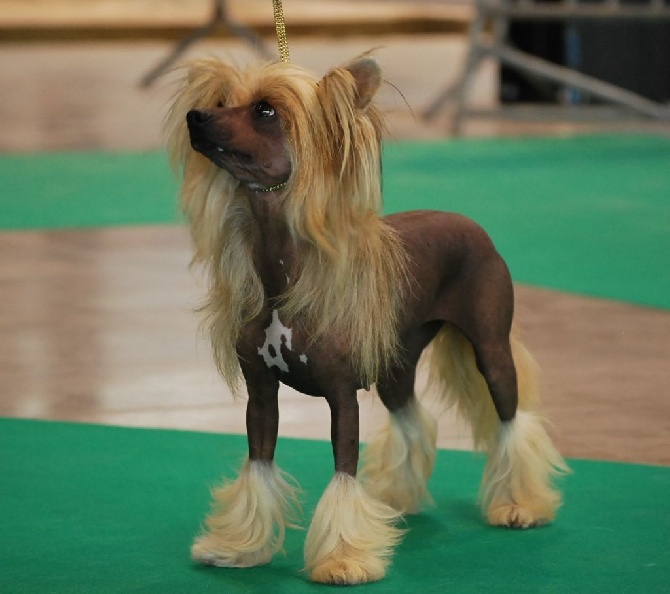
left=272, top=0, right=291, bottom=63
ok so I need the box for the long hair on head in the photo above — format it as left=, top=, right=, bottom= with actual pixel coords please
left=166, top=57, right=409, bottom=391
left=280, top=57, right=410, bottom=386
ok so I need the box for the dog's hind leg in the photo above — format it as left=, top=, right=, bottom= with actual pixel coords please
left=304, top=389, right=404, bottom=585
left=477, top=335, right=568, bottom=528
left=191, top=372, right=300, bottom=568
left=360, top=362, right=438, bottom=514
left=427, top=324, right=567, bottom=528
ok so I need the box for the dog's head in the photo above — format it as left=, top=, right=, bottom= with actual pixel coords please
left=166, top=56, right=385, bottom=254
left=185, top=91, right=291, bottom=193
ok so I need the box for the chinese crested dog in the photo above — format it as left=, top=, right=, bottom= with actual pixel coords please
left=165, top=55, right=567, bottom=585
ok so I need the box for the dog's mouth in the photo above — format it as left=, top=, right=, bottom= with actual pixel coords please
left=190, top=138, right=253, bottom=167
left=190, top=136, right=266, bottom=187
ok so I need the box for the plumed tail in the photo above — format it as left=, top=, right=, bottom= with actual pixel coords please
left=423, top=323, right=568, bottom=526
left=423, top=323, right=541, bottom=450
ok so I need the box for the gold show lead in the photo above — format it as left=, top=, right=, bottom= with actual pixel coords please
left=272, top=0, right=291, bottom=62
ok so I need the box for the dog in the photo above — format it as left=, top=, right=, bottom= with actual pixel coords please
left=165, top=55, right=567, bottom=585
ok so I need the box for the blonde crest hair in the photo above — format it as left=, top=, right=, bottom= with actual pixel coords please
left=166, top=57, right=409, bottom=391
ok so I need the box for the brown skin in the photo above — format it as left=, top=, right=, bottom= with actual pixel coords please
left=186, top=102, right=517, bottom=476
left=186, top=101, right=290, bottom=191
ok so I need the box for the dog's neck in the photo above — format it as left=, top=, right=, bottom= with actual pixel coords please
left=244, top=188, right=296, bottom=299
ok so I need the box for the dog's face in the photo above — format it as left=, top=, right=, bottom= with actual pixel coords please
left=186, top=99, right=291, bottom=192
left=175, top=56, right=383, bottom=195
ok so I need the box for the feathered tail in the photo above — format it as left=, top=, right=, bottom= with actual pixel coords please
left=425, top=324, right=569, bottom=527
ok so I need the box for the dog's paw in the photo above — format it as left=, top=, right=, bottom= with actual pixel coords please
left=304, top=473, right=402, bottom=584
left=486, top=504, right=549, bottom=529
left=309, top=547, right=386, bottom=585
left=191, top=534, right=272, bottom=568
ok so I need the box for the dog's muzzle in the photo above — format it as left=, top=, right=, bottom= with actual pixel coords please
left=186, top=110, right=252, bottom=165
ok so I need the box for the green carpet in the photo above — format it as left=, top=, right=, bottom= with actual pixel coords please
left=0, top=151, right=180, bottom=229
left=0, top=418, right=668, bottom=593
left=1, top=134, right=668, bottom=308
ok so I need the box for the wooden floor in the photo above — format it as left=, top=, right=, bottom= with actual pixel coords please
left=1, top=34, right=668, bottom=466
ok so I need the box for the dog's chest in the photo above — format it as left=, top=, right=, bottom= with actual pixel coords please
left=254, top=260, right=310, bottom=374
left=257, top=309, right=309, bottom=373
left=241, top=246, right=360, bottom=395
left=239, top=306, right=355, bottom=397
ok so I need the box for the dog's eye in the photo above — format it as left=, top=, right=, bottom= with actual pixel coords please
left=255, top=101, right=276, bottom=118
left=216, top=101, right=224, bottom=108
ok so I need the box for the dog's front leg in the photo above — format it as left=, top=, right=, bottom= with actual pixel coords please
left=304, top=389, right=404, bottom=585
left=191, top=371, right=299, bottom=568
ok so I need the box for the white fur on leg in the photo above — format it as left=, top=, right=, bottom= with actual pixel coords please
left=482, top=410, right=569, bottom=528
left=192, top=459, right=300, bottom=567
left=361, top=397, right=437, bottom=513
left=304, top=473, right=404, bottom=585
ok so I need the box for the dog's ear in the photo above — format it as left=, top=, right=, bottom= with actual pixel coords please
left=344, top=56, right=382, bottom=109
left=319, top=56, right=382, bottom=112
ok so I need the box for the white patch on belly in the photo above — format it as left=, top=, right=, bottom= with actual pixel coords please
left=299, top=354, right=308, bottom=364
left=258, top=310, right=293, bottom=372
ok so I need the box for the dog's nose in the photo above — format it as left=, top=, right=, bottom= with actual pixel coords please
left=186, top=110, right=212, bottom=126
